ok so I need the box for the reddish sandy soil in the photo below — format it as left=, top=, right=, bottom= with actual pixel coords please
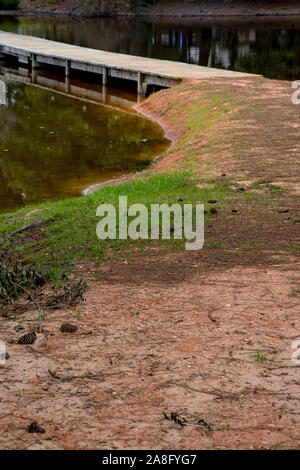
left=0, top=254, right=299, bottom=450
left=0, top=76, right=299, bottom=449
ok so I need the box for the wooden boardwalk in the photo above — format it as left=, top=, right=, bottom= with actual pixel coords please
left=0, top=31, right=253, bottom=95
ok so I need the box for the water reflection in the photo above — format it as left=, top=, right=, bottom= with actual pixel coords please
left=0, top=80, right=6, bottom=106
left=1, top=64, right=139, bottom=109
left=1, top=15, right=300, bottom=79
left=0, top=68, right=169, bottom=214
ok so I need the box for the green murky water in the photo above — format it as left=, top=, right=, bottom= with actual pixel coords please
left=0, top=76, right=169, bottom=214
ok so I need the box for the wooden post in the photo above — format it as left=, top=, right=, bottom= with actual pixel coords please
left=31, top=67, right=36, bottom=84
left=137, top=72, right=143, bottom=95
left=102, top=84, right=108, bottom=104
left=65, top=60, right=70, bottom=77
left=102, top=67, right=108, bottom=86
left=31, top=53, right=37, bottom=69
left=65, top=76, right=70, bottom=94
left=138, top=72, right=148, bottom=97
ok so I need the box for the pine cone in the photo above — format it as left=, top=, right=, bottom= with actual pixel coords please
left=60, top=323, right=77, bottom=333
left=28, top=422, right=45, bottom=434
left=18, top=332, right=37, bottom=345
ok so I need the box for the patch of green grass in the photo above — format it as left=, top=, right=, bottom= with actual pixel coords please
left=0, top=173, right=234, bottom=283
left=287, top=283, right=300, bottom=298
left=265, top=183, right=284, bottom=194
left=289, top=244, right=300, bottom=256
left=206, top=240, right=226, bottom=249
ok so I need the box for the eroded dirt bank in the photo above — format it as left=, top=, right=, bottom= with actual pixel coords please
left=0, top=76, right=299, bottom=449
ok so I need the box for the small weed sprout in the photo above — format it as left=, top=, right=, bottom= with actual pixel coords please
left=256, top=351, right=268, bottom=363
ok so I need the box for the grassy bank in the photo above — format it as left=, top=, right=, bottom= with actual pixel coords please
left=0, top=172, right=235, bottom=283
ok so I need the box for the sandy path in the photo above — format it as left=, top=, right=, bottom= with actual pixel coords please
left=0, top=252, right=299, bottom=450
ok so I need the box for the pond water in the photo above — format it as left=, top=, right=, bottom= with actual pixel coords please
left=0, top=68, right=169, bottom=214
left=1, top=15, right=300, bottom=79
